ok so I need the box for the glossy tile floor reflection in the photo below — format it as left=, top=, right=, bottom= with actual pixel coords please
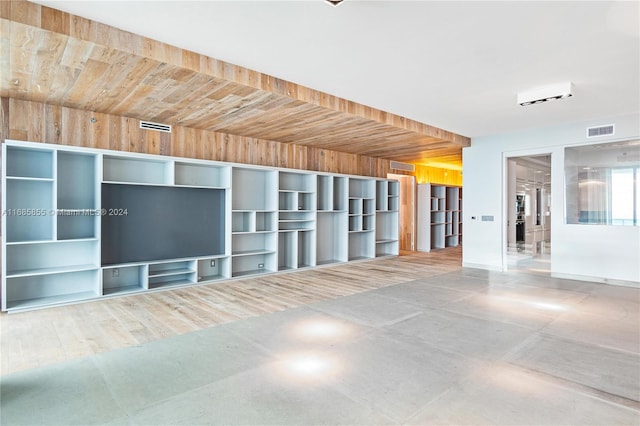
left=1, top=269, right=639, bottom=425
left=507, top=241, right=552, bottom=276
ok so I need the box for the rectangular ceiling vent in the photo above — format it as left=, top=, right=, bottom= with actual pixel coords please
left=140, top=121, right=172, bottom=133
left=586, top=124, right=614, bottom=138
left=390, top=161, right=415, bottom=172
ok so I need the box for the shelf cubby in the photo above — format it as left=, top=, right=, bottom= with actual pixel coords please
left=316, top=212, right=348, bottom=265
left=232, top=168, right=277, bottom=211
left=175, top=162, right=230, bottom=188
left=388, top=181, right=399, bottom=197
left=431, top=211, right=446, bottom=224
left=333, top=177, right=348, bottom=211
left=349, top=198, right=363, bottom=215
left=148, top=260, right=197, bottom=289
left=376, top=240, right=399, bottom=257
left=5, top=239, right=99, bottom=277
left=6, top=146, right=54, bottom=179
left=297, top=230, right=315, bottom=268
left=5, top=179, right=54, bottom=242
left=232, top=211, right=254, bottom=233
left=363, top=214, right=375, bottom=231
left=278, top=231, right=298, bottom=271
left=232, top=232, right=277, bottom=256
left=57, top=151, right=98, bottom=240
left=279, top=191, right=297, bottom=211
left=348, top=232, right=375, bottom=261
left=363, top=198, right=375, bottom=215
left=376, top=181, right=388, bottom=211
left=388, top=196, right=399, bottom=211
left=446, top=187, right=460, bottom=210
left=278, top=211, right=315, bottom=231
left=446, top=235, right=459, bottom=247
left=102, top=265, right=147, bottom=296
left=349, top=215, right=362, bottom=232
left=103, top=156, right=171, bottom=185
left=349, top=178, right=375, bottom=199
left=230, top=210, right=277, bottom=233
left=297, top=192, right=315, bottom=211
left=197, top=257, right=230, bottom=282
left=5, top=269, right=99, bottom=311
left=279, top=171, right=316, bottom=192
left=256, top=211, right=276, bottom=232
left=232, top=253, right=276, bottom=277
left=317, top=175, right=348, bottom=212
left=317, top=175, right=333, bottom=211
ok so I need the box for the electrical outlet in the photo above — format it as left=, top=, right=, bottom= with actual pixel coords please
left=258, top=263, right=264, bottom=269
left=210, top=259, right=216, bottom=267
left=112, top=268, right=119, bottom=278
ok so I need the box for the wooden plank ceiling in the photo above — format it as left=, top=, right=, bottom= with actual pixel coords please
left=0, top=1, right=470, bottom=165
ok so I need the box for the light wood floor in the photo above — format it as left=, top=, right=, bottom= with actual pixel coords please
left=0, top=248, right=461, bottom=376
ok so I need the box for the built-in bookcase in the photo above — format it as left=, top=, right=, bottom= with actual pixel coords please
left=2, top=146, right=101, bottom=311
left=278, top=171, right=316, bottom=270
left=316, top=175, right=348, bottom=265
left=417, top=183, right=463, bottom=252
left=348, top=178, right=376, bottom=260
left=2, top=140, right=399, bottom=312
left=375, top=180, right=399, bottom=257
left=232, top=168, right=278, bottom=276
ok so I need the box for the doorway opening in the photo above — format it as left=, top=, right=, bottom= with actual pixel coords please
left=388, top=173, right=416, bottom=252
left=506, top=155, right=551, bottom=275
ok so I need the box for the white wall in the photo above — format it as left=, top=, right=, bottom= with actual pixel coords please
left=463, top=112, right=640, bottom=285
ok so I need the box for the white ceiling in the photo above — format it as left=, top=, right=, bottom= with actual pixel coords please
left=35, top=0, right=640, bottom=139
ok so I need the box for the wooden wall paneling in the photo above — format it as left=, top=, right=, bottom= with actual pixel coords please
left=7, top=96, right=27, bottom=140
left=40, top=5, right=70, bottom=35
left=6, top=0, right=40, bottom=27
left=398, top=175, right=416, bottom=251
left=0, top=20, right=8, bottom=99
left=0, top=97, right=8, bottom=142
left=3, top=97, right=397, bottom=178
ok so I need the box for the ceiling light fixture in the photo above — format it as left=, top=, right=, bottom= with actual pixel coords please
left=325, top=0, right=345, bottom=6
left=517, top=82, right=574, bottom=106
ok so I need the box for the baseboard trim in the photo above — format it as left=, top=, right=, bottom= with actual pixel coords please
left=462, top=262, right=504, bottom=272
left=550, top=272, right=640, bottom=288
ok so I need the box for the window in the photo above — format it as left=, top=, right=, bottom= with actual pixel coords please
left=565, top=140, right=639, bottom=225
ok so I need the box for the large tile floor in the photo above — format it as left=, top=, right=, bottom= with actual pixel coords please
left=1, top=267, right=639, bottom=425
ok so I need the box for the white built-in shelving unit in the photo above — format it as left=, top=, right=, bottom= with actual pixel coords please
left=375, top=180, right=400, bottom=257
left=316, top=175, right=348, bottom=265
left=231, top=168, right=278, bottom=277
left=278, top=171, right=317, bottom=271
left=348, top=178, right=376, bottom=260
left=417, top=183, right=462, bottom=252
left=1, top=140, right=399, bottom=312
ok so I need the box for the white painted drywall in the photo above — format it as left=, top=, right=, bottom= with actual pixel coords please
left=463, top=112, right=640, bottom=284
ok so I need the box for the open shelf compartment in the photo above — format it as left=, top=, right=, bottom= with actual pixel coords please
left=102, top=265, right=147, bottom=295
left=4, top=269, right=100, bottom=311
left=148, top=260, right=197, bottom=289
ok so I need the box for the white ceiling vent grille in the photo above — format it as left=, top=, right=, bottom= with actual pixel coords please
left=140, top=121, right=172, bottom=133
left=390, top=161, right=415, bottom=172
left=587, top=124, right=614, bottom=138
